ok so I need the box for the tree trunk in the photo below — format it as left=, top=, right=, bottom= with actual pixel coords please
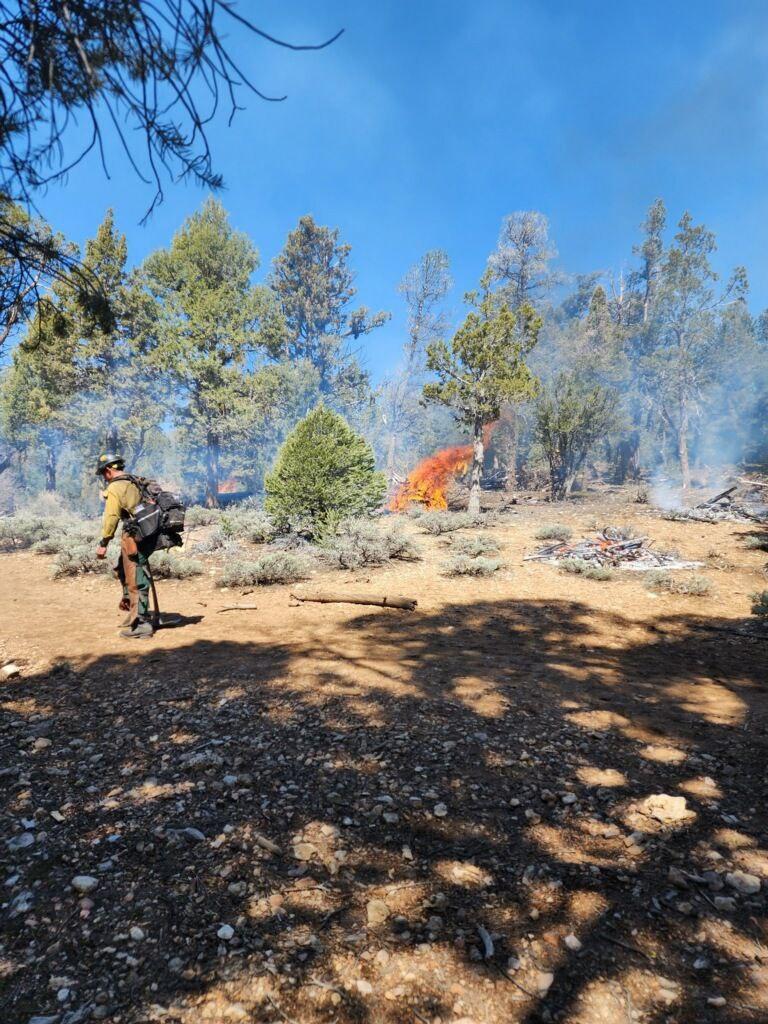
left=467, top=416, right=484, bottom=516
left=105, top=424, right=120, bottom=452
left=678, top=399, right=691, bottom=491
left=385, top=430, right=397, bottom=493
left=205, top=433, right=220, bottom=508
left=45, top=446, right=57, bottom=492
left=502, top=406, right=519, bottom=492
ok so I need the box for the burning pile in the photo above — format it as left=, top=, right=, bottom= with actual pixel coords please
left=391, top=423, right=497, bottom=512
left=663, top=486, right=768, bottom=524
left=390, top=444, right=472, bottom=511
left=525, top=526, right=700, bottom=571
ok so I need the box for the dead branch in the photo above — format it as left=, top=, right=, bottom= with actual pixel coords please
left=290, top=588, right=417, bottom=611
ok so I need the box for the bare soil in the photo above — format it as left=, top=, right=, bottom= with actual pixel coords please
left=1, top=498, right=767, bottom=1024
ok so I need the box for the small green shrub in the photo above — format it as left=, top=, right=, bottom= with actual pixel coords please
left=744, top=535, right=768, bottom=552
left=448, top=533, right=500, bottom=557
left=645, top=571, right=712, bottom=596
left=185, top=505, right=223, bottom=528
left=440, top=555, right=502, bottom=577
left=751, top=590, right=768, bottom=619
left=559, top=558, right=614, bottom=581
left=265, top=406, right=386, bottom=533
left=419, top=511, right=473, bottom=535
left=51, top=543, right=110, bottom=578
left=150, top=551, right=204, bottom=579
left=322, top=518, right=421, bottom=569
left=534, top=524, right=573, bottom=542
left=220, top=550, right=311, bottom=587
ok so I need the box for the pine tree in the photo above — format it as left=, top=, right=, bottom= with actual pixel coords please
left=269, top=215, right=389, bottom=405
left=534, top=374, right=619, bottom=499
left=0, top=298, right=81, bottom=491
left=264, top=405, right=386, bottom=532
left=140, top=197, right=266, bottom=505
left=643, top=212, right=748, bottom=488
left=423, top=301, right=541, bottom=515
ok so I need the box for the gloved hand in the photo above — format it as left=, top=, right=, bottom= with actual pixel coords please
left=118, top=597, right=130, bottom=612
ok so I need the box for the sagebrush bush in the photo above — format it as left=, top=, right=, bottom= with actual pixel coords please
left=644, top=571, right=712, bottom=596
left=534, top=524, right=573, bottom=542
left=558, top=558, right=614, bottom=581
left=189, top=527, right=230, bottom=554
left=419, top=511, right=473, bottom=535
left=0, top=515, right=60, bottom=551
left=32, top=522, right=100, bottom=554
left=150, top=551, right=204, bottom=579
left=321, top=518, right=421, bottom=569
left=265, top=406, right=386, bottom=533
left=744, top=535, right=768, bottom=552
left=448, top=533, right=500, bottom=557
left=441, top=555, right=502, bottom=577
left=220, top=550, right=311, bottom=587
left=751, top=590, right=768, bottom=619
left=185, top=505, right=222, bottom=528
left=219, top=506, right=275, bottom=544
left=51, top=543, right=110, bottom=578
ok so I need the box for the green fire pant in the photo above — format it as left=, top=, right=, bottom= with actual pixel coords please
left=116, top=533, right=154, bottom=624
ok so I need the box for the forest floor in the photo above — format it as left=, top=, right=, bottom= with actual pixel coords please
left=1, top=493, right=768, bottom=1024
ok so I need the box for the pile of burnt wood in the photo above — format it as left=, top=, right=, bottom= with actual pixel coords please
left=526, top=526, right=700, bottom=570
left=663, top=485, right=768, bottom=524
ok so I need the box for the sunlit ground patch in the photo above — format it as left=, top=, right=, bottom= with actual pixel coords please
left=640, top=743, right=687, bottom=764
left=576, top=765, right=628, bottom=787
left=667, top=680, right=746, bottom=726
left=678, top=774, right=722, bottom=799
left=713, top=828, right=757, bottom=851
left=434, top=859, right=494, bottom=888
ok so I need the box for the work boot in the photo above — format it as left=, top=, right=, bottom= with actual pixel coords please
left=120, top=620, right=154, bottom=640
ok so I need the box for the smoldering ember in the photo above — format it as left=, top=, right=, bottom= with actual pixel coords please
left=1, top=5, right=768, bottom=1024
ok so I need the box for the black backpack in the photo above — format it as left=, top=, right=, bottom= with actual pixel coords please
left=121, top=474, right=186, bottom=548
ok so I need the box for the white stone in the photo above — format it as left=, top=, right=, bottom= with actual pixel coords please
left=71, top=875, right=98, bottom=894
left=564, top=933, right=582, bottom=951
left=726, top=871, right=761, bottom=895
left=434, top=802, right=448, bottom=817
left=217, top=924, right=234, bottom=941
left=129, top=926, right=145, bottom=941
left=640, top=794, right=691, bottom=823
left=2, top=663, right=21, bottom=679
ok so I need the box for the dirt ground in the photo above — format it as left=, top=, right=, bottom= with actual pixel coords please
left=1, top=498, right=767, bottom=1024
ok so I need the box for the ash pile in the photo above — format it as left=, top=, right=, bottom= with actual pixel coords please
left=525, top=526, right=701, bottom=571
left=663, top=484, right=768, bottom=524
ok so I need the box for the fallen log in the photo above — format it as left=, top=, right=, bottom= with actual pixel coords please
left=696, top=485, right=737, bottom=508
left=217, top=604, right=259, bottom=613
left=291, top=588, right=417, bottom=611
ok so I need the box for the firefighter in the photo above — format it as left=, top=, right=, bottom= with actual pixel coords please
left=95, top=453, right=156, bottom=639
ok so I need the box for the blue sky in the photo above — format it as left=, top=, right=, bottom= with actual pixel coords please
left=33, top=0, right=768, bottom=381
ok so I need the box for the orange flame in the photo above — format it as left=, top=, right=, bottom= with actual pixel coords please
left=390, top=422, right=498, bottom=512
left=218, top=478, right=241, bottom=494
left=390, top=445, right=472, bottom=511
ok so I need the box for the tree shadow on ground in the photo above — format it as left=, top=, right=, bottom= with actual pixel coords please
left=1, top=598, right=767, bottom=1023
